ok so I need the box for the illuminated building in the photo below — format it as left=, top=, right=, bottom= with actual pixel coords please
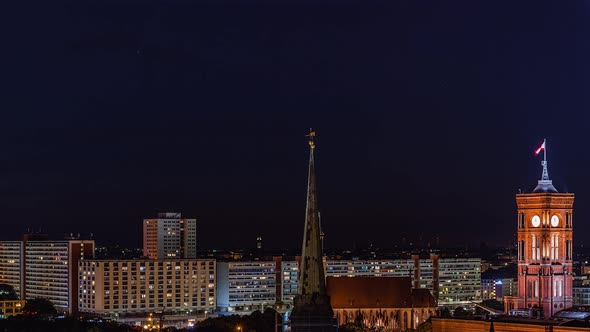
left=325, top=257, right=480, bottom=307
left=437, top=258, right=481, bottom=306
left=25, top=239, right=95, bottom=314
left=143, top=212, right=197, bottom=259
left=279, top=259, right=299, bottom=307
left=267, top=257, right=480, bottom=309
left=573, top=278, right=590, bottom=305
left=504, top=148, right=574, bottom=318
left=481, top=278, right=517, bottom=300
left=0, top=284, right=24, bottom=319
left=78, top=259, right=216, bottom=316
left=432, top=317, right=590, bottom=331
left=481, top=279, right=497, bottom=300
left=0, top=236, right=94, bottom=314
left=328, top=277, right=436, bottom=331
left=0, top=242, right=23, bottom=299
left=216, top=261, right=276, bottom=313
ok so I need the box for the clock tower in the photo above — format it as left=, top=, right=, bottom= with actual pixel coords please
left=505, top=143, right=574, bottom=318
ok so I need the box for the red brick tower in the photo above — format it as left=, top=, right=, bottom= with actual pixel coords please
left=505, top=141, right=574, bottom=318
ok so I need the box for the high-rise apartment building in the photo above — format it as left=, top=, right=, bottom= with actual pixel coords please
left=269, top=257, right=481, bottom=309
left=481, top=278, right=517, bottom=300
left=216, top=261, right=276, bottom=313
left=279, top=260, right=299, bottom=306
left=25, top=240, right=95, bottom=314
left=325, top=257, right=479, bottom=306
left=437, top=258, right=481, bottom=306
left=143, top=213, right=197, bottom=259
left=0, top=242, right=23, bottom=299
left=0, top=237, right=95, bottom=314
left=78, top=259, right=216, bottom=316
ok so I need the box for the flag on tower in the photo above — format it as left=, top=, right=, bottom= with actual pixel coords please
left=534, top=140, right=546, bottom=156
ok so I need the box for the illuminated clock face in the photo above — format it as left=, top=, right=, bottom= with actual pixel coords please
left=531, top=215, right=541, bottom=227
left=551, top=215, right=559, bottom=227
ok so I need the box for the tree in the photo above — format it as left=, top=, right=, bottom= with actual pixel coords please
left=439, top=307, right=452, bottom=318
left=338, top=322, right=368, bottom=332
left=23, top=298, right=57, bottom=316
left=481, top=299, right=504, bottom=311
left=416, top=320, right=432, bottom=332
left=453, top=306, right=469, bottom=317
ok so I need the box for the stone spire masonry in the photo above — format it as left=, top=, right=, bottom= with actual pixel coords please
left=290, top=130, right=336, bottom=332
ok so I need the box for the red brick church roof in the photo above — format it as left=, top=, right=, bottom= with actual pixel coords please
left=326, top=276, right=435, bottom=309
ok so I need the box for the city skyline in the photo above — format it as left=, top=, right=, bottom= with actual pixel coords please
left=2, top=1, right=590, bottom=250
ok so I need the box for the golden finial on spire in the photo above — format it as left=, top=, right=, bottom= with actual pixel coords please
left=306, top=128, right=316, bottom=149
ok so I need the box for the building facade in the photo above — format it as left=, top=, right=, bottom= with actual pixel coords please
left=143, top=212, right=197, bottom=259
left=78, top=259, right=216, bottom=316
left=279, top=260, right=299, bottom=307
left=573, top=278, right=590, bottom=305
left=438, top=258, right=481, bottom=306
left=0, top=238, right=95, bottom=314
left=481, top=278, right=517, bottom=301
left=0, top=242, right=23, bottom=299
left=432, top=317, right=590, bottom=332
left=216, top=261, right=276, bottom=313
left=265, top=257, right=480, bottom=309
left=0, top=284, right=24, bottom=319
left=504, top=153, right=574, bottom=318
left=328, top=277, right=436, bottom=332
left=25, top=240, right=95, bottom=314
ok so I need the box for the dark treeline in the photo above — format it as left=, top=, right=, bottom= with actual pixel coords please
left=197, top=308, right=277, bottom=332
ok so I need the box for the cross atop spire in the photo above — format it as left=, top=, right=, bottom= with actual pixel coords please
left=306, top=128, right=316, bottom=149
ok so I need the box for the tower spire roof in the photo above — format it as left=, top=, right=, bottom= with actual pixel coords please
left=292, top=129, right=333, bottom=318
left=533, top=139, right=558, bottom=193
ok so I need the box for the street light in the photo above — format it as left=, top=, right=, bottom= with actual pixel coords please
left=237, top=325, right=242, bottom=332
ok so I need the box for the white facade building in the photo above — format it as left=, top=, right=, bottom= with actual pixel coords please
left=280, top=260, right=298, bottom=306
left=24, top=240, right=95, bottom=313
left=0, top=242, right=23, bottom=299
left=78, top=259, right=216, bottom=316
left=437, top=258, right=481, bottom=306
left=216, top=261, right=276, bottom=313
left=273, top=257, right=480, bottom=308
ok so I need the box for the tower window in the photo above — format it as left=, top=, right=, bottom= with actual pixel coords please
left=550, top=235, right=559, bottom=261
left=518, top=213, right=525, bottom=229
left=532, top=236, right=540, bottom=261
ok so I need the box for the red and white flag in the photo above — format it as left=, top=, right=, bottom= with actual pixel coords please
left=534, top=140, right=546, bottom=156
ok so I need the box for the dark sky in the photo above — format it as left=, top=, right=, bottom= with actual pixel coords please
left=2, top=1, right=590, bottom=250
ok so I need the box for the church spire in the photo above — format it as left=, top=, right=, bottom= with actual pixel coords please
left=292, top=129, right=334, bottom=320
left=298, top=128, right=326, bottom=297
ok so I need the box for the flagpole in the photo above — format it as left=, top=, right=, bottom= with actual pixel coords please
left=544, top=139, right=547, bottom=163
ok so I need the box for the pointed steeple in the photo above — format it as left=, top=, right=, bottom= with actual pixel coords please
left=299, top=129, right=326, bottom=297
left=533, top=139, right=558, bottom=193
left=292, top=129, right=334, bottom=318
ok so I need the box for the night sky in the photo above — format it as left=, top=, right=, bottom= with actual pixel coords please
left=2, top=1, right=590, bottom=250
